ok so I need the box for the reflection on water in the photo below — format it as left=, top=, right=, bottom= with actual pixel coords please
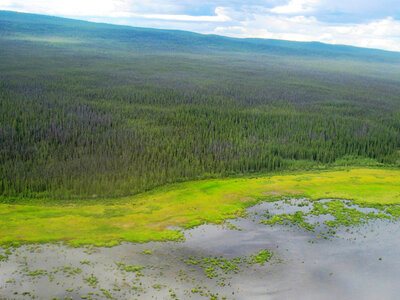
left=1, top=199, right=400, bottom=299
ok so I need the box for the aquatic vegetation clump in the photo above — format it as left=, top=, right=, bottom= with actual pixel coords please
left=0, top=254, right=9, bottom=261
left=115, top=262, right=145, bottom=274
left=101, top=289, right=113, bottom=299
left=311, top=200, right=390, bottom=228
left=249, top=249, right=274, bottom=266
left=260, top=211, right=315, bottom=232
left=59, top=266, right=82, bottom=275
left=184, top=256, right=241, bottom=279
left=84, top=275, right=99, bottom=288
left=260, top=199, right=396, bottom=238
left=383, top=205, right=400, bottom=218
left=184, top=249, right=273, bottom=282
left=24, top=269, right=48, bottom=277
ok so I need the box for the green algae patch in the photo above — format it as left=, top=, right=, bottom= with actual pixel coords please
left=0, top=168, right=399, bottom=246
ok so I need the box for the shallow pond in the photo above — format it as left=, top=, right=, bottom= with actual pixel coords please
left=1, top=199, right=400, bottom=299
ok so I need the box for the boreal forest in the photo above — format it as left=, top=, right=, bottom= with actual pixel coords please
left=1, top=10, right=399, bottom=201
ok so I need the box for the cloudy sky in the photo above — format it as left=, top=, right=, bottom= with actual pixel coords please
left=1, top=0, right=400, bottom=51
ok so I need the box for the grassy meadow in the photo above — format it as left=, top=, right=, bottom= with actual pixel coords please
left=1, top=168, right=399, bottom=247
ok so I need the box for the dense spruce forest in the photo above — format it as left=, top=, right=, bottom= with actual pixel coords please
left=0, top=11, right=399, bottom=201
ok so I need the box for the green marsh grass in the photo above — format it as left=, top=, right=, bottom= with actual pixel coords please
left=0, top=168, right=399, bottom=246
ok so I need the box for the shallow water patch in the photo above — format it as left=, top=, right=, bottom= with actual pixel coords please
left=1, top=199, right=400, bottom=299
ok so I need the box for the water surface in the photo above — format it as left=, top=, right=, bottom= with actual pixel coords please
left=1, top=199, right=399, bottom=299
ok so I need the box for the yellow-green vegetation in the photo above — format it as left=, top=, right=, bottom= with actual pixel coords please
left=260, top=199, right=393, bottom=238
left=184, top=249, right=273, bottom=283
left=0, top=168, right=399, bottom=246
left=115, top=262, right=145, bottom=274
left=84, top=275, right=99, bottom=288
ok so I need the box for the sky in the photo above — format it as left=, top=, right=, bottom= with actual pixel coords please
left=1, top=0, right=400, bottom=51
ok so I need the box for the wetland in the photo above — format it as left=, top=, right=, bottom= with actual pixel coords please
left=1, top=168, right=400, bottom=299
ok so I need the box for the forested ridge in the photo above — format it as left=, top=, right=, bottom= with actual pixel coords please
left=0, top=11, right=399, bottom=201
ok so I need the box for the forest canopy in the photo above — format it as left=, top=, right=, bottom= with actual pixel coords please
left=0, top=11, right=399, bottom=201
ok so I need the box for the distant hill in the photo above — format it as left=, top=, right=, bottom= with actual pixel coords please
left=1, top=10, right=399, bottom=61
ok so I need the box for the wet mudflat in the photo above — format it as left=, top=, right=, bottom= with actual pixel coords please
left=1, top=199, right=400, bottom=300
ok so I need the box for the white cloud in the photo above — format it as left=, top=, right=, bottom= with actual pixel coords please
left=270, top=0, right=319, bottom=14
left=0, top=0, right=129, bottom=17
left=1, top=0, right=400, bottom=51
left=125, top=7, right=230, bottom=22
left=215, top=13, right=400, bottom=51
left=0, top=1, right=230, bottom=22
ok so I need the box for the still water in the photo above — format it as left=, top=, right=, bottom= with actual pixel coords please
left=1, top=199, right=399, bottom=299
